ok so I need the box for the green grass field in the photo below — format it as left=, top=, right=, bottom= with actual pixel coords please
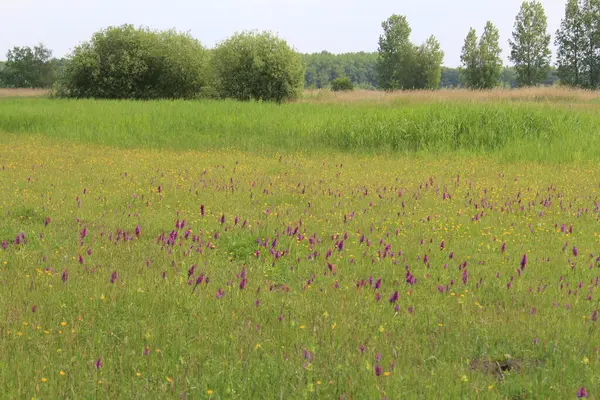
left=1, top=95, right=600, bottom=399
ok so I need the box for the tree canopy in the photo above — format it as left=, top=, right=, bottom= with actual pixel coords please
left=460, top=22, right=503, bottom=89
left=303, top=51, right=377, bottom=89
left=377, top=15, right=444, bottom=90
left=56, top=25, right=210, bottom=99
left=509, top=1, right=552, bottom=86
left=0, top=44, right=56, bottom=88
left=555, top=0, right=600, bottom=89
left=212, top=31, right=304, bottom=102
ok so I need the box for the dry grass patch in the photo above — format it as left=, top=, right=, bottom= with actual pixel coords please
left=300, top=87, right=600, bottom=105
left=0, top=88, right=48, bottom=98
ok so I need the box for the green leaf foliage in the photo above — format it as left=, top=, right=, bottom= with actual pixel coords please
left=0, top=44, right=55, bottom=88
left=303, top=51, right=377, bottom=89
left=55, top=25, right=210, bottom=99
left=414, top=36, right=444, bottom=90
left=211, top=31, right=305, bottom=103
left=330, top=76, right=354, bottom=91
left=509, top=1, right=552, bottom=87
left=460, top=28, right=481, bottom=88
left=555, top=0, right=600, bottom=89
left=460, top=22, right=503, bottom=89
left=376, top=15, right=444, bottom=90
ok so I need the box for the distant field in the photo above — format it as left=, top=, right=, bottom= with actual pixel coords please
left=1, top=91, right=600, bottom=398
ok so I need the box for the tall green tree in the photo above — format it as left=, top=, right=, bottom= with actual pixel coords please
left=479, top=21, right=504, bottom=88
left=460, top=28, right=482, bottom=88
left=460, top=23, right=503, bottom=89
left=582, top=0, right=600, bottom=88
left=509, top=1, right=552, bottom=86
left=377, top=15, right=444, bottom=90
left=414, top=36, right=444, bottom=89
left=1, top=43, right=55, bottom=88
left=376, top=15, right=416, bottom=90
left=555, top=0, right=585, bottom=86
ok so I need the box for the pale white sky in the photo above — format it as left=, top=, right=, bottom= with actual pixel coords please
left=0, top=0, right=564, bottom=67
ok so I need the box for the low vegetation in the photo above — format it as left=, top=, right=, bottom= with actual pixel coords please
left=0, top=93, right=599, bottom=163
left=330, top=76, right=354, bottom=92
left=1, top=129, right=599, bottom=398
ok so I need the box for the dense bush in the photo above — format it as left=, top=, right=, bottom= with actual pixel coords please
left=55, top=25, right=210, bottom=99
left=212, top=31, right=304, bottom=103
left=331, top=76, right=354, bottom=91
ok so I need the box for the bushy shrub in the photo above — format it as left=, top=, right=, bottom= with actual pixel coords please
left=212, top=31, right=304, bottom=103
left=55, top=25, right=210, bottom=99
left=331, top=76, right=354, bottom=91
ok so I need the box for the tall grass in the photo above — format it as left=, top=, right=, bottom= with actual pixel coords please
left=1, top=98, right=599, bottom=162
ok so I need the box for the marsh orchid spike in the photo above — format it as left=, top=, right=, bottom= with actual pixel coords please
left=200, top=205, right=205, bottom=216
left=520, top=254, right=527, bottom=270
left=239, top=278, right=247, bottom=290
left=374, top=365, right=382, bottom=376
left=573, top=246, right=579, bottom=257
left=388, top=291, right=399, bottom=303
left=61, top=269, right=68, bottom=283
left=303, top=348, right=313, bottom=362
left=95, top=357, right=103, bottom=370
left=135, top=225, right=141, bottom=237
left=577, top=387, right=588, bottom=398
left=110, top=270, right=118, bottom=284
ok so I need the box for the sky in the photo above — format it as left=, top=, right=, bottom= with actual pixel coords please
left=0, top=0, right=565, bottom=67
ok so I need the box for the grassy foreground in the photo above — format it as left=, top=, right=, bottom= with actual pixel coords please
left=1, top=97, right=600, bottom=162
left=1, top=133, right=599, bottom=398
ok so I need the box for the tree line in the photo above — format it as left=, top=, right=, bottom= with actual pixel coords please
left=0, top=0, right=596, bottom=100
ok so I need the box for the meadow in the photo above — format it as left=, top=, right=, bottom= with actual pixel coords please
left=1, top=90, right=600, bottom=399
